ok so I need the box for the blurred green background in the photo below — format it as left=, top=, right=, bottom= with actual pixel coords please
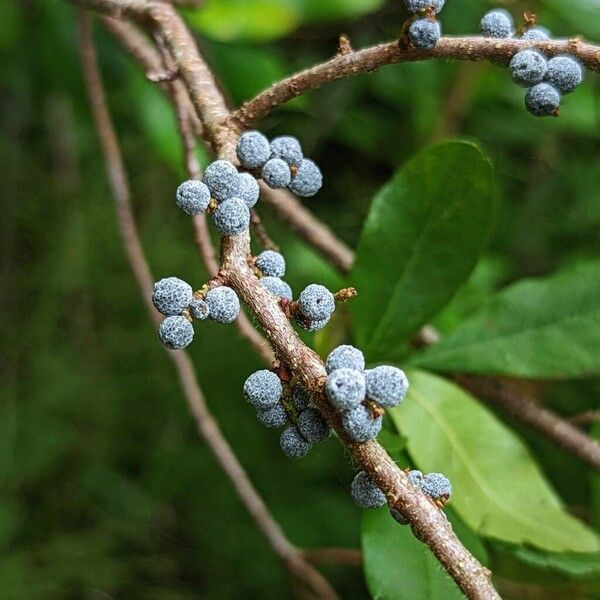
left=2, top=0, right=600, bottom=598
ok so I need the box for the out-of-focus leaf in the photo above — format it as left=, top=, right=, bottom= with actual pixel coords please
left=513, top=547, right=600, bottom=578
left=389, top=370, right=600, bottom=553
left=288, top=0, right=386, bottom=22
left=543, top=0, right=600, bottom=40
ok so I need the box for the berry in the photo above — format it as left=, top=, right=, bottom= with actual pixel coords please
left=159, top=315, right=194, bottom=350
left=205, top=286, right=240, bottom=323
left=244, top=369, right=283, bottom=408
left=270, top=136, right=303, bottom=167
left=404, top=0, right=445, bottom=14
left=260, top=276, right=293, bottom=300
left=325, top=368, right=366, bottom=411
left=365, top=366, right=409, bottom=408
left=545, top=56, right=583, bottom=93
left=298, top=284, right=335, bottom=321
left=291, top=383, right=311, bottom=413
left=294, top=314, right=330, bottom=332
left=409, top=19, right=441, bottom=50
left=288, top=159, right=322, bottom=197
left=351, top=471, right=386, bottom=509
left=421, top=473, right=452, bottom=500
left=342, top=404, right=382, bottom=442
left=297, top=408, right=331, bottom=443
left=189, top=298, right=209, bottom=320
left=522, top=27, right=550, bottom=41
left=389, top=507, right=408, bottom=525
left=280, top=426, right=312, bottom=458
left=213, top=197, right=250, bottom=236
left=261, top=158, right=291, bottom=189
left=152, top=277, right=193, bottom=316
left=326, top=345, right=365, bottom=374
left=236, top=130, right=271, bottom=169
left=407, top=469, right=424, bottom=488
left=480, top=9, right=513, bottom=38
left=255, top=250, right=286, bottom=278
left=256, top=403, right=288, bottom=428
left=509, top=50, right=547, bottom=87
left=203, top=160, right=240, bottom=202
left=176, top=180, right=211, bottom=215
left=525, top=83, right=561, bottom=117
left=237, top=172, right=260, bottom=208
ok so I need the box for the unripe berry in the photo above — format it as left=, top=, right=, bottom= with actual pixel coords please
left=342, top=404, right=382, bottom=442
left=522, top=27, right=550, bottom=41
left=261, top=158, right=292, bottom=189
left=213, top=197, right=250, bottom=236
left=404, top=0, right=445, bottom=14
left=203, top=160, right=240, bottom=202
left=205, top=286, right=240, bottom=323
left=480, top=9, right=513, bottom=38
left=255, top=250, right=286, bottom=277
left=159, top=315, right=194, bottom=350
left=326, top=344, right=365, bottom=373
left=298, top=284, right=335, bottom=321
left=270, top=136, right=303, bottom=167
left=351, top=471, right=386, bottom=509
left=365, top=365, right=409, bottom=408
left=297, top=408, right=331, bottom=443
left=291, top=383, right=311, bottom=413
left=244, top=369, right=283, bottom=408
left=509, top=50, right=547, bottom=87
left=288, top=159, right=322, bottom=197
left=544, top=56, right=583, bottom=93
left=409, top=19, right=441, bottom=50
left=525, top=83, right=561, bottom=117
left=280, top=426, right=312, bottom=458
left=152, top=277, right=193, bottom=316
left=176, top=180, right=211, bottom=215
left=422, top=472, right=452, bottom=500
left=256, top=403, right=288, bottom=428
left=325, top=368, right=366, bottom=411
left=189, top=298, right=209, bottom=320
left=260, top=276, right=293, bottom=300
left=236, top=130, right=271, bottom=169
left=407, top=469, right=424, bottom=488
left=237, top=172, right=260, bottom=208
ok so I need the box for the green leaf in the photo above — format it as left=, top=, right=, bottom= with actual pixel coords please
left=513, top=546, right=600, bottom=578
left=288, top=0, right=386, bottom=22
left=362, top=508, right=464, bottom=600
left=351, top=141, right=495, bottom=360
left=411, top=261, right=600, bottom=378
left=389, top=370, right=600, bottom=553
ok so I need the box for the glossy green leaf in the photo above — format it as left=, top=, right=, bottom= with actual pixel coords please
left=513, top=547, right=600, bottom=578
left=411, top=261, right=600, bottom=378
left=389, top=370, right=600, bottom=553
left=362, top=508, right=464, bottom=600
left=351, top=141, right=495, bottom=360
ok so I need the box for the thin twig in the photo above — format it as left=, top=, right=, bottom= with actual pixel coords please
left=303, top=547, right=363, bottom=567
left=250, top=208, right=279, bottom=251
left=569, top=410, right=600, bottom=427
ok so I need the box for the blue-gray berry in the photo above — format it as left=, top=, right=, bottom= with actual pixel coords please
left=260, top=276, right=293, bottom=300
left=256, top=403, right=288, bottom=428
left=270, top=136, right=303, bottom=167
left=280, top=426, right=312, bottom=458
left=522, top=27, right=550, bottom=41
left=176, top=180, right=211, bottom=215
left=298, top=284, right=335, bottom=321
left=544, top=56, right=583, bottom=93
left=152, top=277, right=193, bottom=316
left=205, top=286, right=240, bottom=323
left=213, top=197, right=250, bottom=236
left=509, top=50, right=547, bottom=87
left=291, top=383, right=311, bottom=413
left=203, top=160, right=240, bottom=202
left=297, top=408, right=331, bottom=443
left=407, top=469, right=424, bottom=488
left=342, top=404, right=382, bottom=442
left=404, top=0, right=445, bottom=14
left=159, top=315, right=194, bottom=350
left=261, top=158, right=291, bottom=189
left=525, top=83, right=561, bottom=117
left=351, top=471, right=386, bottom=509
left=365, top=366, right=408, bottom=408
left=237, top=172, right=260, bottom=208
left=189, top=298, right=209, bottom=320
left=422, top=472, right=452, bottom=500
left=326, top=345, right=365, bottom=374
left=480, top=9, right=513, bottom=38
left=294, top=314, right=330, bottom=332
left=244, top=369, right=283, bottom=408
left=255, top=250, right=286, bottom=277
left=288, top=159, right=322, bottom=197
left=409, top=19, right=441, bottom=50
left=325, top=368, right=366, bottom=411
left=236, top=130, right=271, bottom=169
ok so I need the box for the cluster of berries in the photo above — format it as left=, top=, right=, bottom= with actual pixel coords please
left=152, top=277, right=240, bottom=350
left=243, top=371, right=330, bottom=458
left=405, top=0, right=446, bottom=50
left=480, top=10, right=584, bottom=117
left=324, top=345, right=408, bottom=443
left=174, top=132, right=322, bottom=237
